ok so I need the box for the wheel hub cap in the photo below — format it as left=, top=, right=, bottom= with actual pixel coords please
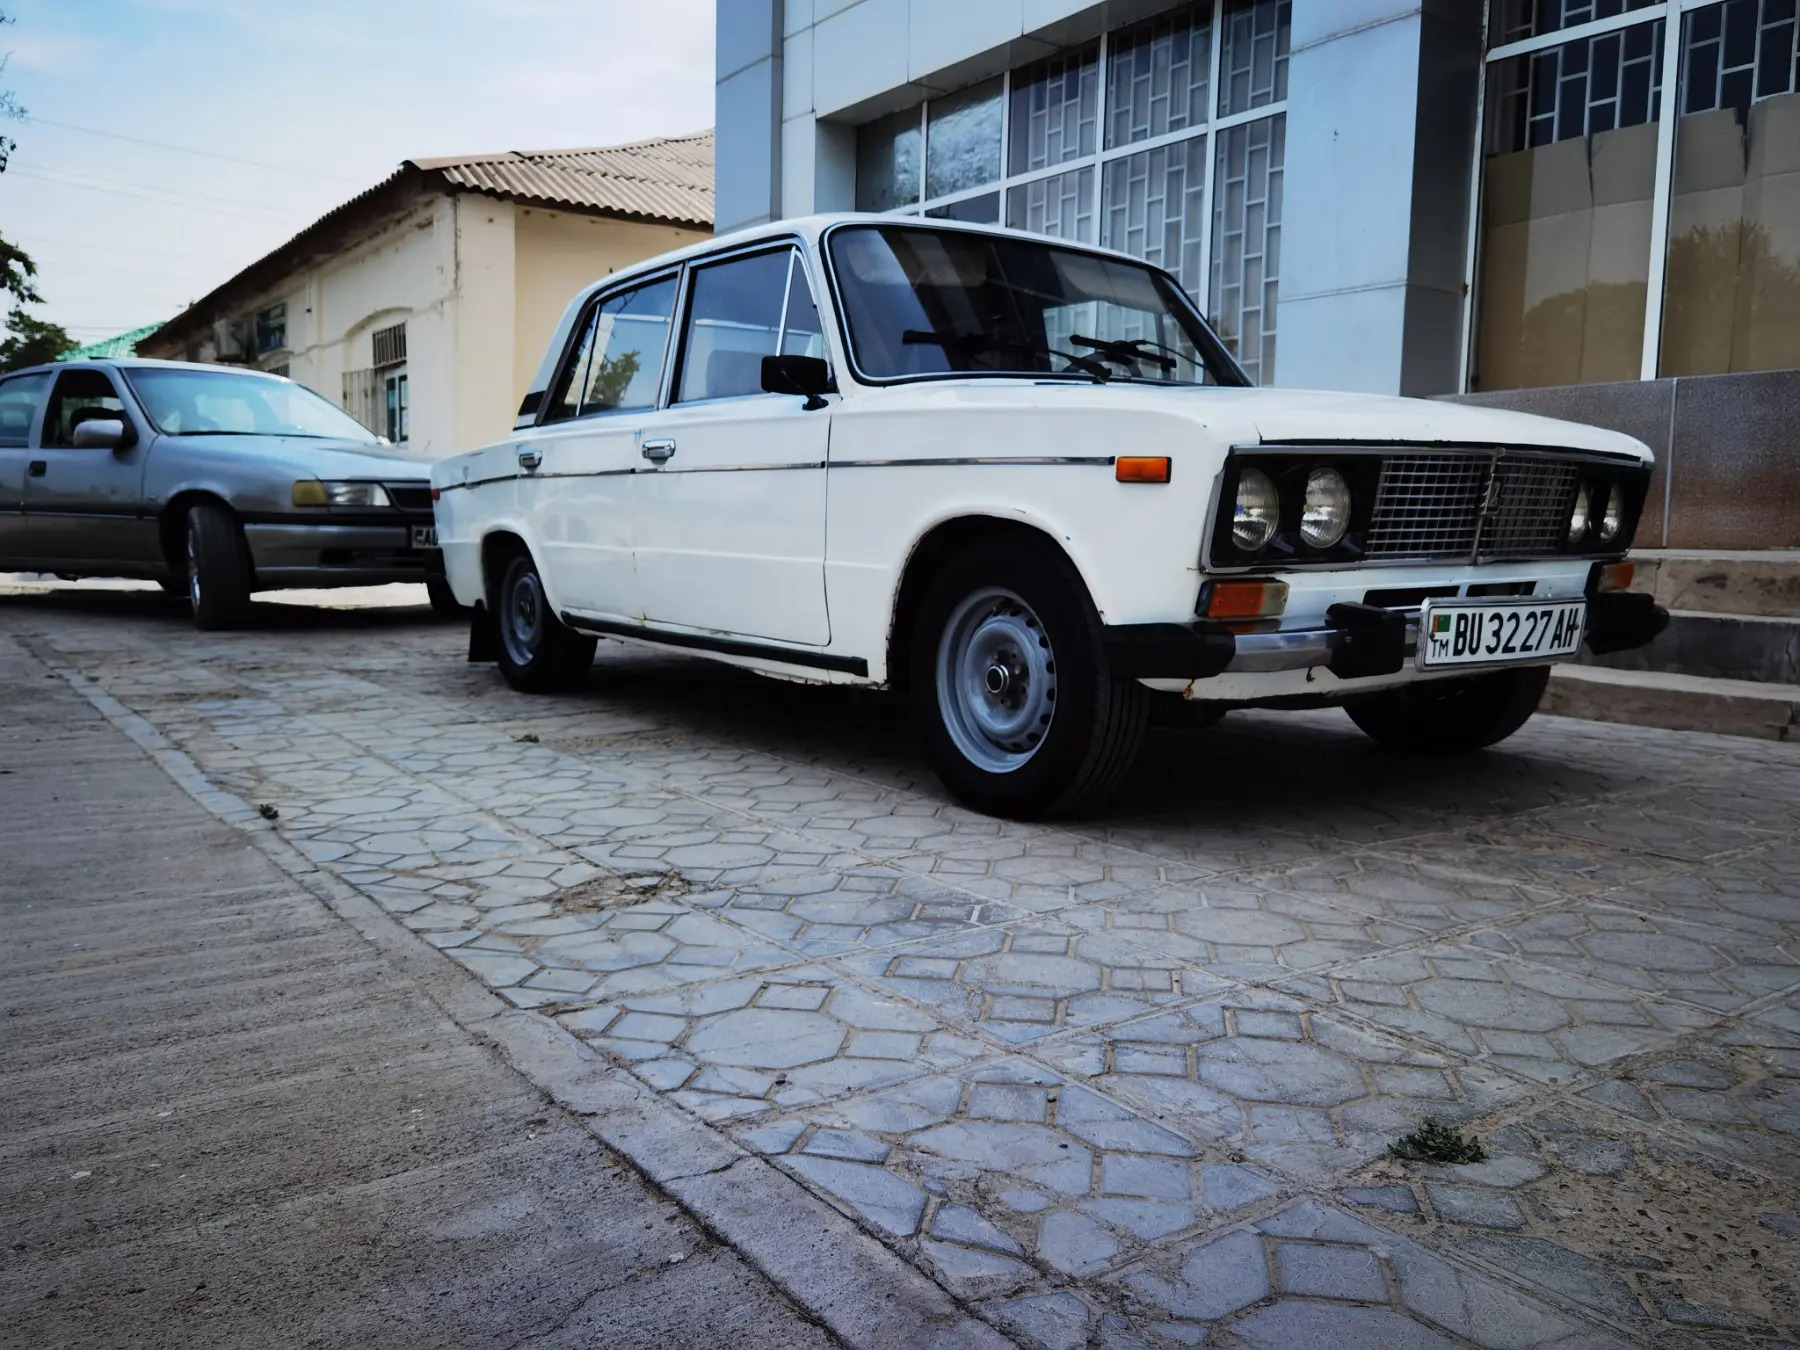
left=937, top=587, right=1057, bottom=775
left=501, top=568, right=545, bottom=665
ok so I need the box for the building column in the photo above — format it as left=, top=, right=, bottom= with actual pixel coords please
left=715, top=0, right=785, bottom=233
left=1276, top=0, right=1481, bottom=395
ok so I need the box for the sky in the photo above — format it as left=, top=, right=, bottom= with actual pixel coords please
left=0, top=0, right=715, bottom=346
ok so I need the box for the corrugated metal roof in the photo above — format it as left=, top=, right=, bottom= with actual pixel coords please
left=413, top=131, right=713, bottom=229
left=56, top=322, right=166, bottom=362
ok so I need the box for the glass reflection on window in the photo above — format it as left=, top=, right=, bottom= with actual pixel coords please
left=926, top=78, right=1003, bottom=200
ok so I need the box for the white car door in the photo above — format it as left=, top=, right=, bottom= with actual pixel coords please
left=524, top=271, right=679, bottom=621
left=632, top=244, right=831, bottom=647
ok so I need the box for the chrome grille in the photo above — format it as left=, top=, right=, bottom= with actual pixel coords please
left=1364, top=451, right=1584, bottom=562
left=1482, top=458, right=1582, bottom=556
left=1365, top=454, right=1487, bottom=559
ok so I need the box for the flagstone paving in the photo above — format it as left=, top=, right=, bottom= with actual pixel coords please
left=10, top=595, right=1800, bottom=1348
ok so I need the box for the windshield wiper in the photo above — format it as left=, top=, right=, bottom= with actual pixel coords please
left=164, top=429, right=266, bottom=437
left=1068, top=334, right=1183, bottom=373
left=902, top=328, right=1112, bottom=382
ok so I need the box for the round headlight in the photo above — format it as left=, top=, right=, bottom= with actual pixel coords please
left=1568, top=484, right=1591, bottom=545
left=1300, top=467, right=1351, bottom=549
left=1599, top=484, right=1624, bottom=542
left=1232, top=468, right=1280, bottom=552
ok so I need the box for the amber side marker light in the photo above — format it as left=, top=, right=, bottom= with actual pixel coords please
left=1592, top=561, right=1635, bottom=593
left=1203, top=579, right=1289, bottom=620
left=1116, top=456, right=1172, bottom=484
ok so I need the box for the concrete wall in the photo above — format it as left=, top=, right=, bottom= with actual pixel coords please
left=1448, top=369, right=1800, bottom=550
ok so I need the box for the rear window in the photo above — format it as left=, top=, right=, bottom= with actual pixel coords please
left=0, top=372, right=50, bottom=448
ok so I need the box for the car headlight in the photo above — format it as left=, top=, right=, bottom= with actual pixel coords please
left=1599, top=483, right=1624, bottom=543
left=1300, top=467, right=1351, bottom=549
left=1567, top=483, right=1591, bottom=545
left=292, top=480, right=392, bottom=508
left=1232, top=468, right=1280, bottom=552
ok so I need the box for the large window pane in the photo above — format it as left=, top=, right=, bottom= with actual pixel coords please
left=1210, top=114, right=1283, bottom=384
left=1107, top=4, right=1212, bottom=149
left=856, top=105, right=922, bottom=212
left=1489, top=0, right=1662, bottom=47
left=1009, top=45, right=1098, bottom=174
left=1473, top=34, right=1662, bottom=389
left=1007, top=166, right=1095, bottom=242
left=1101, top=137, right=1208, bottom=298
left=925, top=192, right=1001, bottom=223
left=1219, top=0, right=1290, bottom=116
left=678, top=250, right=797, bottom=402
left=926, top=78, right=1003, bottom=200
left=1660, top=0, right=1800, bottom=375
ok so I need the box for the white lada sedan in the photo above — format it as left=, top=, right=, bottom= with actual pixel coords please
left=431, top=215, right=1666, bottom=819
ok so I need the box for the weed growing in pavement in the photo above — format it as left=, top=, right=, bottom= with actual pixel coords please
left=1389, top=1116, right=1488, bottom=1164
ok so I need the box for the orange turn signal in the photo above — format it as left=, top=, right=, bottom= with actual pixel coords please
left=1116, top=456, right=1172, bottom=484
left=1203, top=579, right=1289, bottom=620
left=1593, top=561, right=1635, bottom=593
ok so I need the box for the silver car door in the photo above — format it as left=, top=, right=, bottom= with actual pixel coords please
left=23, top=367, right=159, bottom=569
left=0, top=371, right=51, bottom=566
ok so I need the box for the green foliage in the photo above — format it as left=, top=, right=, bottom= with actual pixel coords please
left=1, top=232, right=40, bottom=305
left=585, top=350, right=641, bottom=411
left=0, top=305, right=75, bottom=372
left=1388, top=1116, right=1488, bottom=1165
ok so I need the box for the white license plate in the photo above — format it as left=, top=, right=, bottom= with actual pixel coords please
left=1418, top=598, right=1586, bottom=670
left=411, top=525, right=438, bottom=549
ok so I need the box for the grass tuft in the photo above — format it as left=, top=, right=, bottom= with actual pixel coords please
left=1389, top=1116, right=1487, bottom=1165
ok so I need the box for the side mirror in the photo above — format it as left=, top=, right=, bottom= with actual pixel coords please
left=761, top=354, right=834, bottom=411
left=71, top=418, right=133, bottom=452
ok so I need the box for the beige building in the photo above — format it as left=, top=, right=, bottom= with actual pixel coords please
left=142, top=133, right=713, bottom=457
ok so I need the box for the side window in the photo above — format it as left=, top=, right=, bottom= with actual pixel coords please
left=0, top=372, right=50, bottom=448
left=540, top=276, right=678, bottom=424
left=43, top=370, right=128, bottom=448
left=676, top=248, right=822, bottom=403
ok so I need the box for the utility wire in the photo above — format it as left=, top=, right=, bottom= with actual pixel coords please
left=23, top=116, right=365, bottom=184
left=8, top=165, right=311, bottom=225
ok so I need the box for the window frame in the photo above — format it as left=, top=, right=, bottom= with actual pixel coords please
left=536, top=265, right=685, bottom=427
left=40, top=366, right=131, bottom=450
left=0, top=370, right=51, bottom=449
left=1462, top=0, right=1799, bottom=390
left=666, top=239, right=829, bottom=408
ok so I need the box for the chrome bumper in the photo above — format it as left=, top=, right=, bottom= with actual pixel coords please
left=1226, top=616, right=1420, bottom=673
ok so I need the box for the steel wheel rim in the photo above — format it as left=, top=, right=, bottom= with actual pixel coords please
left=936, top=586, right=1056, bottom=775
left=501, top=566, right=545, bottom=666
left=186, top=519, right=202, bottom=609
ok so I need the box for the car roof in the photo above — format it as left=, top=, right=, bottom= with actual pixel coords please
left=6, top=357, right=289, bottom=379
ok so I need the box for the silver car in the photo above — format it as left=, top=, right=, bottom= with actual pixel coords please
left=0, top=358, right=446, bottom=627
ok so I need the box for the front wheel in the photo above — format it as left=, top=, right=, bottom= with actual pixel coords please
left=493, top=552, right=595, bottom=693
left=1345, top=665, right=1550, bottom=753
left=186, top=503, right=252, bottom=630
left=910, top=538, right=1147, bottom=819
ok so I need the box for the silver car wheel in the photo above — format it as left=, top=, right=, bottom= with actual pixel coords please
left=936, top=586, right=1057, bottom=775
left=186, top=516, right=202, bottom=609
left=501, top=564, right=546, bottom=667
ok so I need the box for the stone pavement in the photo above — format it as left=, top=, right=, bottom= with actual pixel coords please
left=0, top=618, right=839, bottom=1350
left=5, top=585, right=1799, bottom=1348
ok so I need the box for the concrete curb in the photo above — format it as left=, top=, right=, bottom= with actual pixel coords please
left=35, top=645, right=1014, bottom=1350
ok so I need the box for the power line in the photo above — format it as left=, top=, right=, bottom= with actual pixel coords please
left=6, top=232, right=239, bottom=264
left=8, top=165, right=311, bottom=225
left=23, top=116, right=365, bottom=184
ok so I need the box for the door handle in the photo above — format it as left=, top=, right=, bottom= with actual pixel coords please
left=641, top=439, right=676, bottom=464
left=27, top=460, right=45, bottom=477
left=517, top=447, right=542, bottom=471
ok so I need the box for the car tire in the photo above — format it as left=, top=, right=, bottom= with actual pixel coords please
left=426, top=577, right=463, bottom=615
left=186, top=503, right=252, bottom=631
left=1344, top=665, right=1550, bottom=753
left=911, top=536, right=1148, bottom=819
left=493, top=551, right=595, bottom=693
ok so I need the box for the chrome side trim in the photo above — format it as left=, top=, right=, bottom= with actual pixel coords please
left=830, top=455, right=1116, bottom=469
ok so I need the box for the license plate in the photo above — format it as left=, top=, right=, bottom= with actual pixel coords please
left=1418, top=598, right=1586, bottom=670
left=411, top=525, right=438, bottom=549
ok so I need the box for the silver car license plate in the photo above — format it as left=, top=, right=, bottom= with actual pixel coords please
left=411, top=525, right=438, bottom=549
left=1418, top=598, right=1586, bottom=670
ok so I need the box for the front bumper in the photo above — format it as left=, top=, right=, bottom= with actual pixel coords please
left=243, top=522, right=443, bottom=589
left=1103, top=591, right=1669, bottom=681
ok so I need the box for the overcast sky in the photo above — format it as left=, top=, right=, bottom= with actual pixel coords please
left=1, top=0, right=715, bottom=344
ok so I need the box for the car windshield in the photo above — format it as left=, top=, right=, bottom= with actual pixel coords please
left=125, top=369, right=379, bottom=441
left=827, top=224, right=1247, bottom=387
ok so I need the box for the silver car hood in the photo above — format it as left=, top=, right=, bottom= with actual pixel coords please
left=157, top=435, right=435, bottom=479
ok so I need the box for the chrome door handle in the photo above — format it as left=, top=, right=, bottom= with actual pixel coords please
left=641, top=439, right=676, bottom=464
left=517, top=447, right=542, bottom=471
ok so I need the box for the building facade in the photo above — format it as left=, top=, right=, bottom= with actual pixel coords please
left=142, top=135, right=713, bottom=458
left=716, top=1, right=1799, bottom=544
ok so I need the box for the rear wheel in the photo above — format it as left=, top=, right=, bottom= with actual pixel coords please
left=185, top=503, right=252, bottom=630
left=911, top=537, right=1147, bottom=819
left=1345, top=665, right=1550, bottom=753
left=493, top=552, right=595, bottom=693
